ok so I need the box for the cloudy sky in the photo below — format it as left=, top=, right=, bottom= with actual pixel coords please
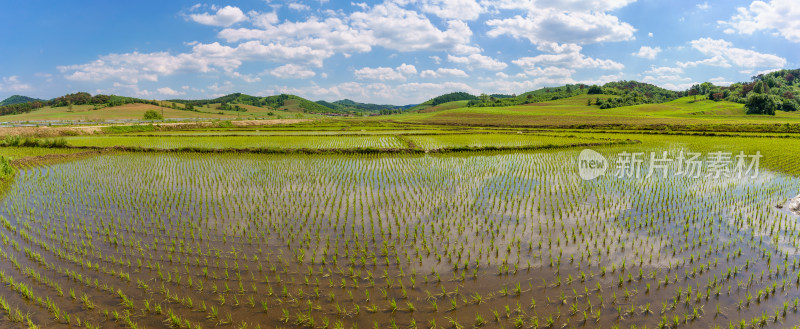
left=0, top=0, right=797, bottom=104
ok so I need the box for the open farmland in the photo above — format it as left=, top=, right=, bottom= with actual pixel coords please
left=0, top=130, right=799, bottom=329
left=393, top=96, right=800, bottom=127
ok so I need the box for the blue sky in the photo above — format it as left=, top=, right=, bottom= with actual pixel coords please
left=0, top=0, right=797, bottom=104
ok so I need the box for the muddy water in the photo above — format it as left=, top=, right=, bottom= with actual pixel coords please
left=0, top=149, right=798, bottom=328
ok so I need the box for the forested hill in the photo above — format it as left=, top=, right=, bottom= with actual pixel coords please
left=169, top=93, right=339, bottom=114
left=0, top=92, right=158, bottom=116
left=316, top=99, right=411, bottom=114
left=0, top=95, right=43, bottom=106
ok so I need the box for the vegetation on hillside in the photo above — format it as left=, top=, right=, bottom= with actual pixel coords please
left=409, top=92, right=478, bottom=112
left=170, top=93, right=343, bottom=115
left=681, top=70, right=800, bottom=115
left=468, top=85, right=587, bottom=107
left=0, top=92, right=160, bottom=116
left=0, top=95, right=43, bottom=106
left=596, top=81, right=681, bottom=108
left=315, top=99, right=409, bottom=114
left=426, top=92, right=478, bottom=106
left=142, top=109, right=163, bottom=120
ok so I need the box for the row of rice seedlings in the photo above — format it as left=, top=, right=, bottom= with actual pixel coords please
left=0, top=224, right=137, bottom=328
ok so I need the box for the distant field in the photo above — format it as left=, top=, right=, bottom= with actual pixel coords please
left=393, top=95, right=800, bottom=126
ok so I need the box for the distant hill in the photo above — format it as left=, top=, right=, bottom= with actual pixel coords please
left=469, top=85, right=587, bottom=107
left=426, top=92, right=478, bottom=106
left=0, top=92, right=159, bottom=116
left=170, top=93, right=342, bottom=114
left=316, top=99, right=405, bottom=113
left=410, top=92, right=478, bottom=111
left=0, top=95, right=43, bottom=106
left=466, top=82, right=681, bottom=108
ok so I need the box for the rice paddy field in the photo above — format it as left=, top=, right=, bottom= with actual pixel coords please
left=58, top=132, right=617, bottom=152
left=1, top=124, right=800, bottom=329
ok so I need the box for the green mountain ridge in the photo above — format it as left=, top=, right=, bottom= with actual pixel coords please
left=315, top=99, right=412, bottom=113
left=0, top=95, right=44, bottom=106
left=169, top=93, right=339, bottom=114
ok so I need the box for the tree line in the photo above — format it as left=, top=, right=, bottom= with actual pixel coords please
left=0, top=92, right=159, bottom=116
left=681, top=70, right=799, bottom=115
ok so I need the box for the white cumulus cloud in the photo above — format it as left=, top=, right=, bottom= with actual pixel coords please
left=0, top=76, right=32, bottom=92
left=718, top=0, right=800, bottom=42
left=355, top=64, right=418, bottom=81
left=512, top=44, right=624, bottom=73
left=447, top=54, right=507, bottom=70
left=288, top=3, right=311, bottom=11
left=270, top=64, right=316, bottom=79
left=632, top=46, right=661, bottom=60
left=486, top=8, right=635, bottom=46
left=414, top=0, right=484, bottom=21
left=679, top=38, right=786, bottom=68
left=157, top=87, right=183, bottom=96
left=420, top=68, right=469, bottom=78
left=190, top=5, right=248, bottom=27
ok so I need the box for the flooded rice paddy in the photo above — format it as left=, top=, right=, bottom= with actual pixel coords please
left=0, top=143, right=799, bottom=329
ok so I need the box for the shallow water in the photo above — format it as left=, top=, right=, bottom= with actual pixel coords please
left=0, top=148, right=799, bottom=328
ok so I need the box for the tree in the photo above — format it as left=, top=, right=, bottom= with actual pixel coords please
left=143, top=109, right=163, bottom=120
left=587, top=85, right=603, bottom=94
left=741, top=83, right=755, bottom=96
left=781, top=99, right=799, bottom=112
left=745, top=93, right=779, bottom=115
left=753, top=81, right=766, bottom=94
left=688, top=88, right=699, bottom=101
left=700, top=82, right=713, bottom=96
